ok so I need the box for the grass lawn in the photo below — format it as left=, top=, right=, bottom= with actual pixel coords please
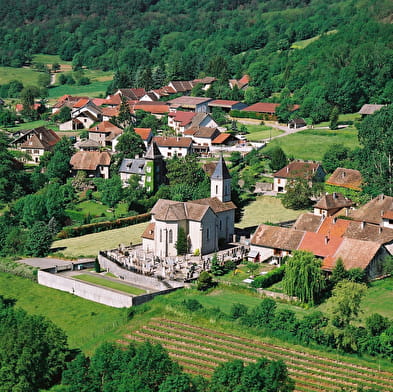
left=6, top=119, right=59, bottom=132
left=0, top=272, right=126, bottom=352
left=215, top=263, right=275, bottom=285
left=74, top=273, right=146, bottom=295
left=245, top=125, right=283, bottom=142
left=237, top=196, right=307, bottom=229
left=291, top=30, right=338, bottom=50
left=48, top=80, right=111, bottom=99
left=266, top=128, right=359, bottom=161
left=52, top=222, right=148, bottom=257
left=0, top=66, right=41, bottom=85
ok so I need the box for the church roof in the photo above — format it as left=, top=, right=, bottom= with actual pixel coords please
left=211, top=155, right=231, bottom=180
left=192, top=197, right=236, bottom=213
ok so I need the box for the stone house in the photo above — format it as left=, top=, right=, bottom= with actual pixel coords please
left=88, top=121, right=123, bottom=151
left=70, top=151, right=111, bottom=179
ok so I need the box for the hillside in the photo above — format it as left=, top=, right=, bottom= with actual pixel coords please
left=0, top=0, right=392, bottom=116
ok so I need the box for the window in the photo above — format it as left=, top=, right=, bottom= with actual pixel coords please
left=215, top=185, right=218, bottom=194
left=146, top=166, right=151, bottom=173
left=160, top=229, right=162, bottom=242
left=168, top=152, right=172, bottom=157
left=169, top=229, right=173, bottom=244
left=147, top=176, right=151, bottom=182
left=33, top=149, right=39, bottom=154
left=277, top=179, right=281, bottom=184
left=206, top=228, right=210, bottom=240
left=219, top=220, right=222, bottom=230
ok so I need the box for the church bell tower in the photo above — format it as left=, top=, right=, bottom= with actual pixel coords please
left=210, top=154, right=231, bottom=202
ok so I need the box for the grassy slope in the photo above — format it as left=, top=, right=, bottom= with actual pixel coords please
left=237, top=196, right=307, bottom=229
left=52, top=222, right=148, bottom=258
left=267, top=129, right=360, bottom=161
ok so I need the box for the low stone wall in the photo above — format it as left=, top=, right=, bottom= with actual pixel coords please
left=257, top=288, right=298, bottom=302
left=38, top=271, right=134, bottom=308
left=98, top=253, right=184, bottom=291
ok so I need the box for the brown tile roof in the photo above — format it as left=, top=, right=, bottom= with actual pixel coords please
left=101, top=107, right=119, bottom=117
left=134, top=128, right=152, bottom=141
left=298, top=232, right=343, bottom=258
left=323, top=238, right=381, bottom=271
left=251, top=224, right=305, bottom=250
left=192, top=197, right=236, bottom=214
left=343, top=220, right=393, bottom=244
left=183, top=126, right=219, bottom=139
left=169, top=81, right=195, bottom=92
left=133, top=102, right=169, bottom=114
left=73, top=98, right=90, bottom=108
left=383, top=211, right=393, bottom=220
left=142, top=222, right=155, bottom=240
left=202, top=162, right=217, bottom=177
left=153, top=136, right=192, bottom=148
left=118, top=88, right=146, bottom=100
left=274, top=161, right=322, bottom=180
left=293, top=213, right=324, bottom=232
left=20, top=127, right=60, bottom=150
left=168, top=96, right=212, bottom=107
left=168, top=111, right=196, bottom=126
left=208, top=99, right=240, bottom=108
left=349, top=194, right=393, bottom=225
left=358, top=104, right=386, bottom=115
left=70, top=151, right=111, bottom=171
left=317, top=217, right=351, bottom=238
left=151, top=199, right=210, bottom=222
left=89, top=121, right=122, bottom=134
left=326, top=168, right=362, bottom=191
left=314, top=193, right=353, bottom=210
left=193, top=76, right=216, bottom=84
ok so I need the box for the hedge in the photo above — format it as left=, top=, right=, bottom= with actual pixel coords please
left=57, top=212, right=151, bottom=239
left=230, top=110, right=275, bottom=121
left=251, top=265, right=285, bottom=288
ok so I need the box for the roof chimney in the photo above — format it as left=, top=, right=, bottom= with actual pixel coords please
left=333, top=192, right=337, bottom=199
left=333, top=217, right=337, bottom=224
left=379, top=226, right=383, bottom=234
left=381, top=210, right=384, bottom=217
left=361, top=221, right=365, bottom=230
left=286, top=167, right=289, bottom=173
left=325, top=236, right=329, bottom=244
left=342, top=171, right=346, bottom=178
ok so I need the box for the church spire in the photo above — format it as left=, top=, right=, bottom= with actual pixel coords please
left=210, top=154, right=231, bottom=202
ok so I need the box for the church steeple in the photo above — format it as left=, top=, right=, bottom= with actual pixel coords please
left=210, top=154, right=231, bottom=202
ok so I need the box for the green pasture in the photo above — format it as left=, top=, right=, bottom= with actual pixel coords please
left=0, top=66, right=41, bottom=86
left=0, top=272, right=126, bottom=352
left=48, top=80, right=111, bottom=99
left=237, top=196, right=307, bottom=229
left=32, top=54, right=69, bottom=65
left=74, top=273, right=146, bottom=295
left=6, top=119, right=59, bottom=132
left=266, top=128, right=360, bottom=161
left=244, top=124, right=283, bottom=141
left=52, top=222, right=148, bottom=258
left=291, top=30, right=338, bottom=50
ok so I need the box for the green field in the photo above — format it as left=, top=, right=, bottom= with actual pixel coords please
left=237, top=196, right=307, bottom=229
left=245, top=124, right=283, bottom=141
left=6, top=119, right=59, bottom=132
left=74, top=273, right=146, bottom=295
left=48, top=80, right=111, bottom=99
left=0, top=272, right=125, bottom=352
left=267, top=128, right=360, bottom=161
left=291, top=30, right=338, bottom=50
left=0, top=66, right=41, bottom=86
left=52, top=222, right=148, bottom=257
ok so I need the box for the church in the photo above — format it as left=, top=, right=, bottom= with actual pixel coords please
left=142, top=155, right=236, bottom=257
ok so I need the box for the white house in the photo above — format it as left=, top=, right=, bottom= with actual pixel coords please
left=153, top=136, right=192, bottom=158
left=142, top=155, right=236, bottom=257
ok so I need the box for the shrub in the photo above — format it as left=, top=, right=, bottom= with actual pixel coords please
left=230, top=303, right=248, bottom=320
left=251, top=266, right=285, bottom=288
left=181, top=298, right=203, bottom=312
left=196, top=271, right=215, bottom=291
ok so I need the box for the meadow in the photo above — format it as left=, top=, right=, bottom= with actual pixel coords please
left=267, top=128, right=360, bottom=161
left=243, top=123, right=283, bottom=141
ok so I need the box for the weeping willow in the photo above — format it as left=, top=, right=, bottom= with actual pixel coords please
left=282, top=250, right=326, bottom=305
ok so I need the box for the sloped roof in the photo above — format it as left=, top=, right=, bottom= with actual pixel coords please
left=358, top=104, right=386, bottom=115
left=19, top=127, right=60, bottom=150
left=383, top=211, right=393, bottom=220
left=142, top=222, right=155, bottom=240
left=183, top=126, right=219, bottom=138
left=274, top=161, right=323, bottom=179
left=101, top=107, right=119, bottom=117
left=168, top=96, right=212, bottom=107
left=89, top=121, right=122, bottom=134
left=314, top=193, right=353, bottom=210
left=192, top=197, right=236, bottom=213
left=208, top=99, right=241, bottom=108
left=153, top=136, right=192, bottom=148
left=293, top=213, right=324, bottom=232
left=191, top=113, right=210, bottom=127
left=105, top=94, right=122, bottom=106
left=212, top=133, right=232, bottom=144
left=135, top=128, right=152, bottom=141
left=168, top=111, right=196, bottom=126
left=251, top=224, right=305, bottom=250
left=169, top=81, right=195, bottom=92
left=70, top=151, right=111, bottom=171
left=145, top=141, right=162, bottom=159
left=326, top=168, right=362, bottom=190
left=317, top=216, right=351, bottom=238
left=133, top=101, right=169, bottom=114
left=117, top=88, right=146, bottom=100
left=193, top=76, right=216, bottom=84
left=76, top=139, right=101, bottom=149
left=73, top=98, right=90, bottom=108
left=151, top=199, right=210, bottom=222
left=202, top=162, right=218, bottom=177
left=298, top=232, right=343, bottom=258
left=243, top=102, right=279, bottom=113
left=118, top=158, right=146, bottom=175
left=344, top=220, right=393, bottom=244
left=211, top=154, right=231, bottom=180
left=348, top=194, right=393, bottom=225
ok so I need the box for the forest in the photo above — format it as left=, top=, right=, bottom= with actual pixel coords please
left=0, top=0, right=392, bottom=119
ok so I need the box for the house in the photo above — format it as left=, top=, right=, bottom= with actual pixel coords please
left=168, top=81, right=195, bottom=94
left=70, top=151, right=111, bottom=179
left=208, top=99, right=248, bottom=113
left=229, top=75, right=250, bottom=90
left=101, top=107, right=120, bottom=121
left=168, top=96, right=213, bottom=113
left=10, top=126, right=60, bottom=164
left=134, top=128, right=153, bottom=148
left=153, top=136, right=193, bottom=158
left=242, top=102, right=299, bottom=120
left=132, top=101, right=170, bottom=118
left=114, top=88, right=147, bottom=101
left=273, top=161, right=326, bottom=193
left=193, top=76, right=217, bottom=91
left=15, top=103, right=44, bottom=114
left=313, top=193, right=353, bottom=218
left=52, top=95, right=88, bottom=114
left=118, top=142, right=166, bottom=191
left=211, top=133, right=238, bottom=147
left=326, top=167, right=362, bottom=192
left=142, top=155, right=236, bottom=257
left=60, top=98, right=103, bottom=130
left=76, top=139, right=101, bottom=151
left=168, top=111, right=218, bottom=134
left=288, top=118, right=306, bottom=129
left=358, top=104, right=386, bottom=117
left=88, top=121, right=123, bottom=151
left=183, top=126, right=221, bottom=149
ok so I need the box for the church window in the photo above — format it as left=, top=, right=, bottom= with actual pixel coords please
left=160, top=229, right=162, bottom=242
left=207, top=228, right=210, bottom=240
left=169, top=229, right=173, bottom=243
left=215, top=185, right=218, bottom=194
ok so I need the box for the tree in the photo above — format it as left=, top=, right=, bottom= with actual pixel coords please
left=282, top=250, right=326, bottom=305
left=158, top=373, right=196, bottom=392
left=114, top=97, right=135, bottom=128
left=46, top=136, right=74, bottom=183
left=37, top=72, right=51, bottom=88
left=322, top=144, right=351, bottom=173
left=97, top=175, right=123, bottom=208
left=268, top=146, right=288, bottom=171
left=52, top=62, right=60, bottom=72
left=196, top=271, right=215, bottom=291
left=24, top=221, right=53, bottom=257
left=281, top=178, right=313, bottom=210
left=229, top=303, right=248, bottom=320
left=330, top=258, right=348, bottom=286
left=329, top=106, right=339, bottom=130
left=114, top=127, right=145, bottom=167
left=175, top=227, right=188, bottom=255
left=53, top=106, right=71, bottom=123
left=357, top=105, right=393, bottom=196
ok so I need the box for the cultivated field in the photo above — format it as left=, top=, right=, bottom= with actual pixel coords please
left=126, top=318, right=393, bottom=392
left=52, top=222, right=148, bottom=258
left=267, top=129, right=360, bottom=161
left=237, top=196, right=307, bottom=229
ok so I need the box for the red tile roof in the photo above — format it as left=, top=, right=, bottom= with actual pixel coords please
left=212, top=133, right=232, bottom=144
left=16, top=103, right=42, bottom=112
left=298, top=232, right=343, bottom=259
left=274, top=161, right=322, bottom=179
left=383, top=211, right=393, bottom=220
left=101, top=107, right=119, bottom=117
left=168, top=111, right=196, bottom=126
left=92, top=98, right=108, bottom=106
left=105, top=94, right=122, bottom=106
left=135, top=128, right=152, bottom=141
left=73, top=98, right=90, bottom=108
left=243, top=102, right=279, bottom=113
left=133, top=102, right=169, bottom=114
left=317, top=217, right=350, bottom=238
